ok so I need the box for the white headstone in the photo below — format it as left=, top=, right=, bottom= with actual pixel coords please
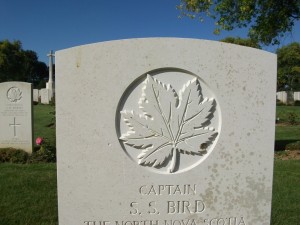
left=56, top=39, right=277, bottom=225
left=40, top=88, right=50, bottom=104
left=0, top=82, right=33, bottom=153
left=276, top=91, right=287, bottom=103
left=294, top=92, right=300, bottom=101
left=33, top=89, right=39, bottom=102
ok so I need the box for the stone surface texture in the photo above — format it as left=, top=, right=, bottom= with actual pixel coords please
left=0, top=82, right=33, bottom=153
left=56, top=38, right=277, bottom=225
left=33, top=89, right=39, bottom=102
left=295, top=92, right=300, bottom=101
left=40, top=88, right=50, bottom=104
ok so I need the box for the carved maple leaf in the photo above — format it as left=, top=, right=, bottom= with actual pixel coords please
left=120, top=75, right=217, bottom=173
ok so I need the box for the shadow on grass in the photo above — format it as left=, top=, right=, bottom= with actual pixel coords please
left=275, top=140, right=300, bottom=151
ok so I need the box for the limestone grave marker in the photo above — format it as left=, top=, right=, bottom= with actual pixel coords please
left=56, top=38, right=277, bottom=225
left=33, top=89, right=39, bottom=102
left=0, top=82, right=33, bottom=153
left=40, top=88, right=50, bottom=104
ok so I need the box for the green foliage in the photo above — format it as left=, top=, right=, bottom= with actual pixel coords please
left=36, top=79, right=47, bottom=89
left=286, top=141, right=300, bottom=150
left=31, top=104, right=56, bottom=163
left=0, top=148, right=29, bottom=163
left=0, top=142, right=56, bottom=164
left=288, top=112, right=298, bottom=125
left=177, top=0, right=300, bottom=45
left=0, top=39, right=48, bottom=87
left=277, top=42, right=300, bottom=91
left=220, top=36, right=261, bottom=48
left=30, top=138, right=56, bottom=163
left=49, top=96, right=56, bottom=107
left=34, top=104, right=56, bottom=148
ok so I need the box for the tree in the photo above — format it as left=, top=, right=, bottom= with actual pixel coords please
left=277, top=42, right=300, bottom=91
left=220, top=37, right=261, bottom=48
left=0, top=39, right=48, bottom=87
left=177, top=0, right=300, bottom=45
left=0, top=40, right=24, bottom=82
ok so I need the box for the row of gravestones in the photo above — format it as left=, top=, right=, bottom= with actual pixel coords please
left=33, top=88, right=54, bottom=104
left=277, top=91, right=300, bottom=104
left=0, top=39, right=277, bottom=225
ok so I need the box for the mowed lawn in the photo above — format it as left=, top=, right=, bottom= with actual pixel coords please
left=275, top=106, right=300, bottom=150
left=33, top=104, right=56, bottom=148
left=0, top=163, right=58, bottom=225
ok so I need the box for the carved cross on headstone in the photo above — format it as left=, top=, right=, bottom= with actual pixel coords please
left=9, top=117, right=21, bottom=137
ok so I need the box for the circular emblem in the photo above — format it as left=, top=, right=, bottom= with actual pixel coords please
left=117, top=69, right=221, bottom=174
left=7, top=87, right=22, bottom=102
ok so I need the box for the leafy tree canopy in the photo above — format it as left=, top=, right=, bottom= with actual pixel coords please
left=177, top=0, right=300, bottom=45
left=277, top=42, right=300, bottom=91
left=0, top=39, right=48, bottom=87
left=220, top=36, right=261, bottom=49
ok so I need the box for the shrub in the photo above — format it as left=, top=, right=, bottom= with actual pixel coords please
left=294, top=100, right=300, bottom=106
left=0, top=148, right=29, bottom=163
left=29, top=137, right=56, bottom=163
left=49, top=96, right=55, bottom=106
left=276, top=100, right=285, bottom=106
left=288, top=112, right=298, bottom=125
left=286, top=141, right=300, bottom=150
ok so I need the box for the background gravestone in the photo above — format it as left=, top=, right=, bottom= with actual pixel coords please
left=0, top=82, right=33, bottom=153
left=40, top=88, right=50, bottom=104
left=56, top=38, right=277, bottom=225
left=33, top=89, right=39, bottom=102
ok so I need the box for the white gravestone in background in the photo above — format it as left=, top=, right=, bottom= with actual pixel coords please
left=276, top=91, right=287, bottom=103
left=40, top=88, right=50, bottom=104
left=294, top=92, right=300, bottom=101
left=33, top=89, right=39, bottom=102
left=0, top=82, right=33, bottom=153
left=56, top=39, right=277, bottom=225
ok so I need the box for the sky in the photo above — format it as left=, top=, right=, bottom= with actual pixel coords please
left=1, top=0, right=300, bottom=64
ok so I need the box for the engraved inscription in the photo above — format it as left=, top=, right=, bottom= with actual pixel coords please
left=0, top=139, right=29, bottom=145
left=83, top=183, right=246, bottom=225
left=120, top=75, right=218, bottom=173
left=167, top=200, right=205, bottom=214
left=130, top=184, right=204, bottom=216
left=1, top=103, right=27, bottom=117
left=84, top=218, right=247, bottom=225
left=7, top=87, right=22, bottom=102
left=139, top=184, right=196, bottom=195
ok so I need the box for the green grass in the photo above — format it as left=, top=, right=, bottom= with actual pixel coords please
left=275, top=106, right=300, bottom=150
left=276, top=126, right=300, bottom=141
left=0, top=161, right=300, bottom=225
left=0, top=163, right=58, bottom=225
left=271, top=160, right=300, bottom=224
left=276, top=105, right=300, bottom=124
left=33, top=104, right=56, bottom=147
